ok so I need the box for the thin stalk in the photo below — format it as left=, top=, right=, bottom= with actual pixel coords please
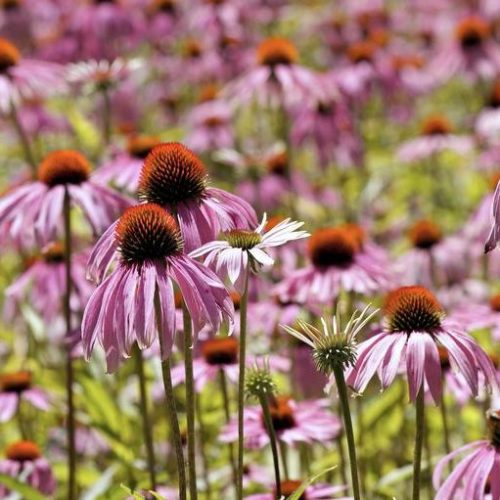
left=135, top=347, right=157, bottom=491
left=236, top=268, right=250, bottom=499
left=9, top=99, right=37, bottom=176
left=333, top=365, right=361, bottom=500
left=412, top=389, right=425, bottom=500
left=259, top=394, right=281, bottom=499
left=278, top=441, right=289, bottom=480
left=155, top=290, right=187, bottom=500
left=182, top=303, right=198, bottom=500
left=101, top=87, right=112, bottom=146
left=335, top=435, right=348, bottom=486
left=355, top=397, right=367, bottom=495
left=195, top=394, right=211, bottom=500
left=219, top=369, right=238, bottom=494
left=63, top=188, right=77, bottom=500
left=440, top=395, right=451, bottom=457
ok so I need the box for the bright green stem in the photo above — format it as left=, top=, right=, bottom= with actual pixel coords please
left=182, top=303, right=198, bottom=500
left=155, top=290, right=187, bottom=500
left=412, top=389, right=425, bottom=500
left=135, top=347, right=157, bottom=491
left=236, top=269, right=250, bottom=499
left=219, top=369, right=238, bottom=495
left=9, top=99, right=37, bottom=176
left=259, top=395, right=281, bottom=499
left=333, top=365, right=361, bottom=500
left=63, top=188, right=77, bottom=500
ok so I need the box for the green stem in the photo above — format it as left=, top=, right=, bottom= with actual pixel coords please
left=135, top=347, right=157, bottom=491
left=236, top=269, right=250, bottom=499
left=155, top=290, right=187, bottom=500
left=9, top=99, right=37, bottom=176
left=195, top=394, right=211, bottom=500
left=333, top=366, right=361, bottom=500
left=440, top=395, right=451, bottom=457
left=412, top=389, right=425, bottom=500
left=182, top=303, right=198, bottom=500
left=219, top=369, right=238, bottom=495
left=259, top=394, right=281, bottom=499
left=336, top=435, right=348, bottom=486
left=278, top=441, right=289, bottom=480
left=63, top=187, right=77, bottom=500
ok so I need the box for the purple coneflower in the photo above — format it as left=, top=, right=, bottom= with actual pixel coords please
left=224, top=37, right=325, bottom=108
left=220, top=396, right=341, bottom=448
left=4, top=242, right=93, bottom=325
left=0, top=149, right=130, bottom=247
left=347, top=286, right=497, bottom=403
left=138, top=142, right=257, bottom=252
left=0, top=441, right=56, bottom=496
left=92, top=134, right=161, bottom=193
left=274, top=225, right=392, bottom=305
left=0, top=371, right=50, bottom=422
left=433, top=409, right=500, bottom=499
left=0, top=37, right=65, bottom=113
left=396, top=115, right=473, bottom=163
left=82, top=203, right=234, bottom=372
left=170, top=337, right=290, bottom=392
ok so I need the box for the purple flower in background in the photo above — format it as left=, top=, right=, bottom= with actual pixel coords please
left=0, top=371, right=50, bottom=422
left=0, top=441, right=56, bottom=497
left=220, top=396, right=341, bottom=448
left=0, top=150, right=130, bottom=247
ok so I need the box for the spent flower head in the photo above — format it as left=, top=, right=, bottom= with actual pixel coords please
left=245, top=359, right=277, bottom=399
left=282, top=305, right=378, bottom=374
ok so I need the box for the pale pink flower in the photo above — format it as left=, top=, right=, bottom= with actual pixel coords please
left=190, top=213, right=308, bottom=292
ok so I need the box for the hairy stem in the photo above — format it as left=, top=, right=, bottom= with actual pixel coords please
left=155, top=290, right=186, bottom=500
left=135, top=347, right=157, bottom=491
left=182, top=303, right=198, bottom=500
left=412, top=388, right=425, bottom=500
left=259, top=394, right=281, bottom=499
left=333, top=365, right=361, bottom=500
left=63, top=188, right=77, bottom=500
left=236, top=269, right=250, bottom=499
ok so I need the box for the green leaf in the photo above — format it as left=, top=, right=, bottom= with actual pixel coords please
left=119, top=484, right=144, bottom=499
left=0, top=473, right=45, bottom=500
left=286, top=466, right=337, bottom=500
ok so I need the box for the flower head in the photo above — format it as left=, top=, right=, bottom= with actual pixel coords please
left=282, top=305, right=378, bottom=374
left=190, top=213, right=308, bottom=291
left=433, top=409, right=500, bottom=499
left=0, top=150, right=130, bottom=247
left=137, top=142, right=256, bottom=252
left=347, top=286, right=498, bottom=403
left=256, top=38, right=299, bottom=67
left=245, top=360, right=277, bottom=399
left=83, top=203, right=234, bottom=371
